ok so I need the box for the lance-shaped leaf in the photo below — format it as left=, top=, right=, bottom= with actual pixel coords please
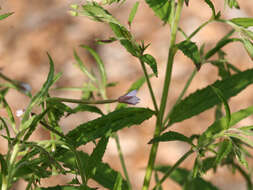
left=140, top=54, right=158, bottom=77
left=225, top=0, right=240, bottom=9
left=230, top=17, right=253, bottom=28
left=80, top=45, right=107, bottom=87
left=148, top=131, right=193, bottom=145
left=198, top=105, right=253, bottom=147
left=177, top=40, right=201, bottom=70
left=204, top=0, right=216, bottom=18
left=21, top=53, right=55, bottom=124
left=169, top=69, right=253, bottom=125
left=215, top=139, right=233, bottom=165
left=128, top=1, right=139, bottom=27
left=66, top=107, right=154, bottom=147
left=241, top=38, right=253, bottom=60
left=155, top=166, right=219, bottom=190
left=57, top=150, right=129, bottom=190
left=145, top=0, right=171, bottom=23
left=85, top=137, right=109, bottom=180
left=0, top=12, right=13, bottom=20
left=78, top=1, right=120, bottom=25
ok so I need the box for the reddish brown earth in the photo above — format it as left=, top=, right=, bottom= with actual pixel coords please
left=0, top=0, right=253, bottom=189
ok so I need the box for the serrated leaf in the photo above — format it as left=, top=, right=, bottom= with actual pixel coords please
left=177, top=40, right=201, bottom=70
left=204, top=0, right=216, bottom=17
left=66, top=107, right=154, bottom=147
left=198, top=105, right=253, bottom=147
left=211, top=86, right=231, bottom=128
left=155, top=166, right=219, bottom=190
left=128, top=2, right=139, bottom=27
left=169, top=69, right=253, bottom=125
left=85, top=137, right=109, bottom=180
left=80, top=45, right=106, bottom=87
left=57, top=150, right=129, bottom=190
left=230, top=17, right=253, bottom=28
left=148, top=131, right=192, bottom=145
left=21, top=53, right=55, bottom=124
left=215, top=139, right=232, bottom=165
left=0, top=12, right=13, bottom=20
left=145, top=0, right=171, bottom=23
left=140, top=54, right=158, bottom=77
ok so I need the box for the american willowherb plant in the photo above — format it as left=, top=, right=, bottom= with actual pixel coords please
left=0, top=0, right=253, bottom=189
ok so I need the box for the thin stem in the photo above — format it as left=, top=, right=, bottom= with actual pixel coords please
left=163, top=68, right=197, bottom=128
left=152, top=149, right=194, bottom=189
left=142, top=1, right=184, bottom=189
left=233, top=162, right=252, bottom=190
left=188, top=18, right=213, bottom=40
left=102, top=89, right=132, bottom=189
left=47, top=97, right=118, bottom=105
left=113, top=134, right=132, bottom=189
left=139, top=59, right=159, bottom=113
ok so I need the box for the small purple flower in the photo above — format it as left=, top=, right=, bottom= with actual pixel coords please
left=118, top=90, right=140, bottom=105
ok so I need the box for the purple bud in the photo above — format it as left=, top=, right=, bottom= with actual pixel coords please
left=118, top=90, right=140, bottom=105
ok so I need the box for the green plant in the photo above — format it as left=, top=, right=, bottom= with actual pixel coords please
left=1, top=0, right=253, bottom=189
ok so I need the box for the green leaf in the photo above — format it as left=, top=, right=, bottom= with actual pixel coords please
left=72, top=104, right=104, bottom=115
left=0, top=154, right=7, bottom=175
left=78, top=2, right=120, bottom=25
left=73, top=50, right=96, bottom=82
left=215, top=139, right=233, bottom=165
left=198, top=105, right=253, bottom=147
left=35, top=185, right=96, bottom=190
left=148, top=131, right=192, bottom=145
left=233, top=145, right=248, bottom=168
left=210, top=86, right=231, bottom=128
left=80, top=45, right=107, bottom=87
left=241, top=38, right=253, bottom=60
left=21, top=53, right=55, bottom=124
left=155, top=166, right=219, bottom=190
left=113, top=173, right=123, bottom=190
left=145, top=0, right=171, bottom=23
left=85, top=137, right=109, bottom=180
left=169, top=69, right=253, bottom=125
left=204, top=0, right=216, bottom=17
left=57, top=150, right=129, bottom=190
left=0, top=12, right=13, bottom=20
left=230, top=17, right=253, bottom=28
left=225, top=133, right=253, bottom=148
left=225, top=0, right=240, bottom=9
left=109, top=23, right=141, bottom=57
left=128, top=2, right=139, bottom=27
left=140, top=54, right=158, bottom=77
left=66, top=107, right=154, bottom=147
left=177, top=40, right=201, bottom=70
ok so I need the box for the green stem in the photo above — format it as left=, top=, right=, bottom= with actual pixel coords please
left=163, top=68, right=197, bottom=128
left=102, top=90, right=132, bottom=189
left=152, top=149, right=193, bottom=189
left=233, top=162, right=252, bottom=190
left=113, top=134, right=132, bottom=189
left=141, top=1, right=184, bottom=190
left=47, top=97, right=118, bottom=105
left=139, top=59, right=159, bottom=113
left=188, top=18, right=213, bottom=40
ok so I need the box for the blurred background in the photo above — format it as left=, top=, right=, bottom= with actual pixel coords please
left=0, top=0, right=253, bottom=189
